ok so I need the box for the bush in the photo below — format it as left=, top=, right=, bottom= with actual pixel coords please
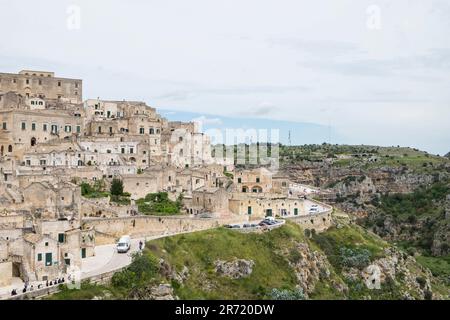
left=339, top=247, right=371, bottom=269
left=110, top=178, right=124, bottom=196
left=269, top=288, right=305, bottom=300
left=111, top=252, right=159, bottom=289
left=137, top=192, right=182, bottom=215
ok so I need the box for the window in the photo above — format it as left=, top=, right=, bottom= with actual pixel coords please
left=256, top=177, right=260, bottom=183
left=45, top=252, right=52, bottom=266
left=237, top=178, right=242, bottom=183
left=26, top=79, right=29, bottom=84
left=32, top=123, right=36, bottom=131
left=149, top=128, right=154, bottom=134
left=37, top=253, right=42, bottom=261
left=58, top=81, right=61, bottom=87
left=129, top=148, right=134, bottom=154
left=139, top=127, right=144, bottom=134
left=26, top=160, right=31, bottom=166
left=109, top=127, right=112, bottom=133
left=40, top=160, right=46, bottom=165
left=76, top=125, right=81, bottom=133
left=39, top=79, right=42, bottom=85
left=21, top=122, right=26, bottom=130
left=58, top=233, right=65, bottom=243
left=2, top=122, right=6, bottom=130
left=65, top=125, right=72, bottom=132
left=121, top=148, right=125, bottom=154
left=98, top=126, right=102, bottom=133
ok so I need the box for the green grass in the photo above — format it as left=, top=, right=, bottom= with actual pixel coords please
left=146, top=223, right=306, bottom=299
left=46, top=281, right=123, bottom=300
left=416, top=254, right=450, bottom=279
left=47, top=220, right=447, bottom=300
left=311, top=224, right=388, bottom=272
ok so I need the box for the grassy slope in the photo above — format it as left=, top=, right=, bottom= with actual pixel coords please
left=147, top=223, right=303, bottom=299
left=49, top=220, right=448, bottom=300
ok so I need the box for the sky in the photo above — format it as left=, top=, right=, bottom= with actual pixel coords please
left=0, top=0, right=449, bottom=154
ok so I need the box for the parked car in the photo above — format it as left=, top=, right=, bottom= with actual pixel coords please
left=117, top=235, right=131, bottom=253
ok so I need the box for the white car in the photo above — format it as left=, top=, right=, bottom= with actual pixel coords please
left=117, top=235, right=131, bottom=253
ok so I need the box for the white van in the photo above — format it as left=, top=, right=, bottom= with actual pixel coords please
left=117, top=235, right=131, bottom=253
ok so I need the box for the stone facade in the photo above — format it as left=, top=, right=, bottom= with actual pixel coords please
left=0, top=69, right=332, bottom=288
left=0, top=70, right=82, bottom=103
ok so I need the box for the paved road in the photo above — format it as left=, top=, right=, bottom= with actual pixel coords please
left=81, top=238, right=142, bottom=279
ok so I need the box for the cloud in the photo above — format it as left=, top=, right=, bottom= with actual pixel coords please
left=191, top=115, right=223, bottom=127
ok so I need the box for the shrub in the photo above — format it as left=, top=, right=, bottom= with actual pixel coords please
left=269, top=288, right=305, bottom=300
left=111, top=252, right=159, bottom=289
left=110, top=178, right=124, bottom=196
left=339, top=247, right=371, bottom=269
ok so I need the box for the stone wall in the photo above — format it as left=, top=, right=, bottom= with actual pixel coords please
left=83, top=215, right=243, bottom=245
left=286, top=210, right=333, bottom=233
left=0, top=262, right=12, bottom=287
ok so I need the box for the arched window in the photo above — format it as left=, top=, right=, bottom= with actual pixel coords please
left=31, top=137, right=36, bottom=146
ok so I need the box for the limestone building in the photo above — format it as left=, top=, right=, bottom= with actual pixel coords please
left=0, top=70, right=82, bottom=103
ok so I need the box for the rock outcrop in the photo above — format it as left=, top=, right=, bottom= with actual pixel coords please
left=129, top=283, right=177, bottom=300
left=214, top=259, right=255, bottom=279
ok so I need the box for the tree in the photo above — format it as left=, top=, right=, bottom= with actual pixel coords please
left=110, top=178, right=124, bottom=196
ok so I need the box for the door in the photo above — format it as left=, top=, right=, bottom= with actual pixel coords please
left=81, top=248, right=86, bottom=259
left=294, top=208, right=298, bottom=216
left=45, top=253, right=52, bottom=266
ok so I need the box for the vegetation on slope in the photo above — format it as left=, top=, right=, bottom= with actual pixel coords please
left=49, top=220, right=447, bottom=300
left=364, top=181, right=449, bottom=254
left=136, top=192, right=183, bottom=215
left=80, top=180, right=109, bottom=198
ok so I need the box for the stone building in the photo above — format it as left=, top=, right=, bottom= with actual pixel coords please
left=0, top=70, right=82, bottom=103
left=0, top=68, right=332, bottom=290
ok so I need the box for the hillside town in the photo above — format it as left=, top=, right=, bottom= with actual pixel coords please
left=0, top=70, right=332, bottom=298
